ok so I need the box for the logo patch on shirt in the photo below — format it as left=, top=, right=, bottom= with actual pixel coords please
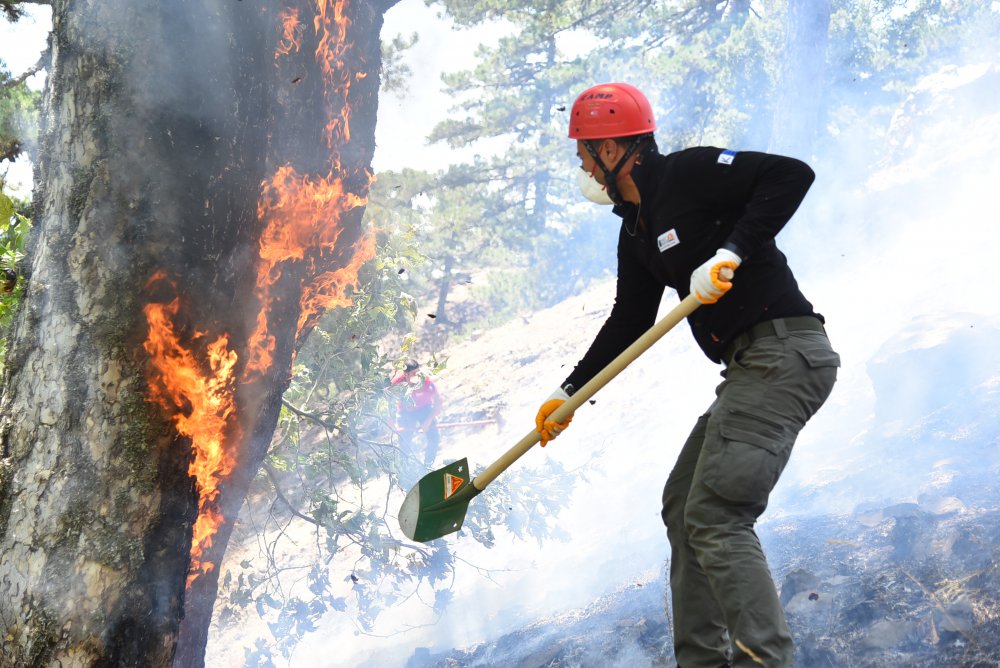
left=657, top=229, right=680, bottom=252
left=718, top=149, right=737, bottom=165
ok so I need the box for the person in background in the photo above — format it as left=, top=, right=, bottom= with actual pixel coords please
left=392, top=360, right=443, bottom=470
left=534, top=82, right=840, bottom=668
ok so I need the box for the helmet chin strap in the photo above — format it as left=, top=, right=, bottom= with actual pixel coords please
left=582, top=137, right=644, bottom=206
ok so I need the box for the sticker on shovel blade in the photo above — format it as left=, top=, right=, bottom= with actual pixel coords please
left=444, top=473, right=464, bottom=499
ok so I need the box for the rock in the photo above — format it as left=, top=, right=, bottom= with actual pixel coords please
left=934, top=596, right=975, bottom=637
left=405, top=647, right=432, bottom=667
left=889, top=511, right=937, bottom=562
left=795, top=635, right=841, bottom=668
left=780, top=568, right=820, bottom=606
left=917, top=494, right=966, bottom=516
left=855, top=509, right=885, bottom=527
left=862, top=619, right=922, bottom=650
left=785, top=589, right=834, bottom=619
left=883, top=502, right=924, bottom=519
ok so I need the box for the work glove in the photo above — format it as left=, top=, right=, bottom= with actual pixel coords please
left=690, top=248, right=740, bottom=304
left=535, top=387, right=573, bottom=447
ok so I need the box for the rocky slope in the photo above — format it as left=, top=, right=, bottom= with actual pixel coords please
left=392, top=62, right=1000, bottom=668
left=207, top=61, right=1000, bottom=668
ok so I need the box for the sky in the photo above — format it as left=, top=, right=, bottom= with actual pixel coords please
left=372, top=2, right=492, bottom=172
left=0, top=6, right=48, bottom=75
left=3, top=2, right=1000, bottom=667
left=0, top=3, right=50, bottom=197
left=0, top=0, right=488, bottom=194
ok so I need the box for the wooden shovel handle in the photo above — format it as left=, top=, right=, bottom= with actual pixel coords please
left=472, top=292, right=702, bottom=490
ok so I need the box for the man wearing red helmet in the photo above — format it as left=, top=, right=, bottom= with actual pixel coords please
left=536, top=83, right=840, bottom=668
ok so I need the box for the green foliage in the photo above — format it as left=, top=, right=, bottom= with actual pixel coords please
left=462, top=455, right=582, bottom=549
left=374, top=0, right=663, bottom=338
left=219, top=0, right=1000, bottom=657
left=0, top=69, right=40, bottom=164
left=215, top=232, right=424, bottom=658
left=812, top=0, right=1000, bottom=176
left=380, top=30, right=418, bottom=96
left=0, top=0, right=25, bottom=22
left=0, top=182, right=29, bottom=370
left=1, top=1, right=44, bottom=163
left=241, top=638, right=277, bottom=668
left=214, top=218, right=573, bottom=658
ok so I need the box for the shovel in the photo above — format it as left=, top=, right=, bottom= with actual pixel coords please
left=398, top=292, right=703, bottom=543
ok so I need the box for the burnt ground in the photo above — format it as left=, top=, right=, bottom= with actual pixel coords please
left=209, top=273, right=1000, bottom=668
left=403, top=471, right=1000, bottom=668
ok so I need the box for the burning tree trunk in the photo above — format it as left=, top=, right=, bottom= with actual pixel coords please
left=0, top=0, right=397, bottom=665
left=172, top=2, right=393, bottom=664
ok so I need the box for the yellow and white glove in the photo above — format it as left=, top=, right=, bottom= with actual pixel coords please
left=690, top=249, right=740, bottom=304
left=535, top=387, right=573, bottom=447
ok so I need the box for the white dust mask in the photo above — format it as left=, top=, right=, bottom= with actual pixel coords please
left=577, top=167, right=614, bottom=205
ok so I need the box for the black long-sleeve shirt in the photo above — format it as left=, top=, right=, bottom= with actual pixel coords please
left=563, top=145, right=821, bottom=389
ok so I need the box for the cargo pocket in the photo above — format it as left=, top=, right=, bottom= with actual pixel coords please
left=796, top=346, right=841, bottom=369
left=701, top=410, right=793, bottom=506
left=794, top=345, right=841, bottom=410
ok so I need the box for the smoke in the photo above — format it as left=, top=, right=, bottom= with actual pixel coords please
left=282, top=4, right=1000, bottom=667
left=6, top=0, right=990, bottom=663
left=772, top=52, right=1000, bottom=515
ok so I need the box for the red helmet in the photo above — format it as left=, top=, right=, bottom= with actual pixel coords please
left=568, top=82, right=656, bottom=140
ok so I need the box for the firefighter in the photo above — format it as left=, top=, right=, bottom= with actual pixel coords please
left=535, top=82, right=840, bottom=668
left=392, top=360, right=443, bottom=470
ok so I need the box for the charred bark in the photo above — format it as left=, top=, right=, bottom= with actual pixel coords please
left=0, top=0, right=270, bottom=662
left=0, top=0, right=396, bottom=663
left=173, top=1, right=392, bottom=666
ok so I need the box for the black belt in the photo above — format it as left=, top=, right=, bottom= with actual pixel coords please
left=723, top=316, right=826, bottom=364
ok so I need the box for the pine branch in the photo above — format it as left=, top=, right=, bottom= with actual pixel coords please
left=281, top=397, right=335, bottom=429
left=262, top=460, right=323, bottom=527
left=1, top=57, right=44, bottom=91
left=1, top=0, right=49, bottom=21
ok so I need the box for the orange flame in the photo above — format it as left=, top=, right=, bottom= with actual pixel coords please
left=276, top=7, right=303, bottom=58
left=246, top=0, right=374, bottom=378
left=315, top=0, right=353, bottom=148
left=143, top=274, right=240, bottom=585
left=244, top=165, right=371, bottom=378
left=297, top=232, right=376, bottom=332
left=143, top=0, right=376, bottom=588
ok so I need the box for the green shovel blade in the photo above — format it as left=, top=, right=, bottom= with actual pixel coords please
left=399, top=458, right=482, bottom=543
